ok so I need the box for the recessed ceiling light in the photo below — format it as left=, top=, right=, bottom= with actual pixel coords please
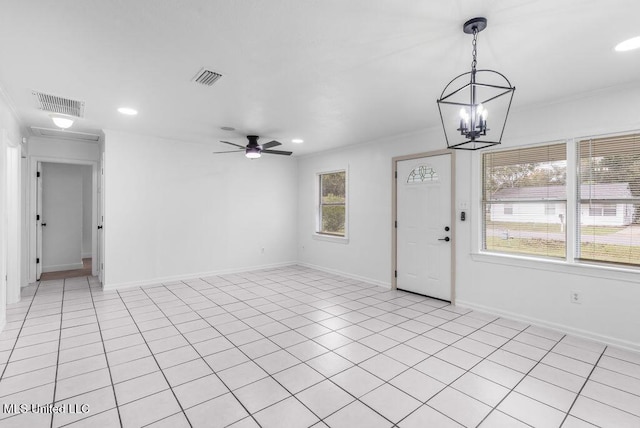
left=291, top=138, right=304, bottom=144
left=117, top=107, right=138, bottom=115
left=49, top=114, right=73, bottom=129
left=615, top=36, right=640, bottom=52
left=220, top=126, right=235, bottom=131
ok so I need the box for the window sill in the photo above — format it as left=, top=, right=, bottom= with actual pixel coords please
left=471, top=251, right=640, bottom=283
left=312, top=233, right=350, bottom=244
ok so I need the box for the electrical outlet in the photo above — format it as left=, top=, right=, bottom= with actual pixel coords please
left=570, top=290, right=582, bottom=304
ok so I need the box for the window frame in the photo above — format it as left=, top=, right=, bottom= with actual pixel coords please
left=314, top=168, right=349, bottom=243
left=471, top=133, right=640, bottom=280
left=481, top=142, right=568, bottom=260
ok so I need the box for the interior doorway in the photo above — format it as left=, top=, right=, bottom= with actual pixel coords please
left=36, top=162, right=93, bottom=280
left=392, top=150, right=455, bottom=301
left=29, top=158, right=99, bottom=284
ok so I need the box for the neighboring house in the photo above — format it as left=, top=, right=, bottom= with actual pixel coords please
left=489, top=183, right=636, bottom=226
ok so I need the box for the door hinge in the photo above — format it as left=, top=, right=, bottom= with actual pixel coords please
left=36, top=214, right=40, bottom=221
left=394, top=270, right=397, bottom=278
left=37, top=171, right=41, bottom=177
left=394, top=171, right=397, bottom=179
left=36, top=258, right=40, bottom=264
left=394, top=220, right=397, bottom=228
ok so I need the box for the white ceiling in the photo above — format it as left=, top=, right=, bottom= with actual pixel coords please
left=1, top=0, right=639, bottom=155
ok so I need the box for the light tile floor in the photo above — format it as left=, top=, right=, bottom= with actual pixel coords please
left=0, top=266, right=639, bottom=427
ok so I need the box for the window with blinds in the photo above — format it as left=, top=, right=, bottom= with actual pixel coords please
left=483, top=143, right=567, bottom=258
left=578, top=134, right=640, bottom=266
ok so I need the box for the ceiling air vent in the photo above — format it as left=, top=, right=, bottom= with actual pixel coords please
left=192, top=68, right=222, bottom=86
left=32, top=91, right=85, bottom=117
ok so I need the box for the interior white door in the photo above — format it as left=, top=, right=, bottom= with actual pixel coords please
left=396, top=154, right=452, bottom=300
left=36, top=161, right=43, bottom=280
left=98, top=153, right=104, bottom=283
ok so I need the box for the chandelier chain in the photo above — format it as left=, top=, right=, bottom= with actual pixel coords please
left=471, top=27, right=478, bottom=71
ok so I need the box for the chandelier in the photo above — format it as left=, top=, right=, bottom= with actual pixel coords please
left=437, top=17, right=515, bottom=150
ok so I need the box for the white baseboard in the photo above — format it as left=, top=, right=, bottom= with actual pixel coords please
left=0, top=318, right=6, bottom=335
left=102, top=261, right=298, bottom=291
left=296, top=262, right=391, bottom=289
left=42, top=262, right=84, bottom=273
left=456, top=299, right=640, bottom=353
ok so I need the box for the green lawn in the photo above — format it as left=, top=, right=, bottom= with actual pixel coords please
left=485, top=236, right=565, bottom=258
left=486, top=221, right=625, bottom=236
left=486, top=236, right=640, bottom=265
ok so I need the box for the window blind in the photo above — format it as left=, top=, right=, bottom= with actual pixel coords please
left=578, top=134, right=640, bottom=266
left=483, top=143, right=567, bottom=258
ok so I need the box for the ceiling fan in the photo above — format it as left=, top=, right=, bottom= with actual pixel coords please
left=213, top=135, right=293, bottom=159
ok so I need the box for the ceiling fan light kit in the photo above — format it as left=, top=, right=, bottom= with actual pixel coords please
left=437, top=17, right=515, bottom=151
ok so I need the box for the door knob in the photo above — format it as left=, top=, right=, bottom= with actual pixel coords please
left=42, top=223, right=47, bottom=227
left=438, top=237, right=450, bottom=242
left=444, top=226, right=450, bottom=231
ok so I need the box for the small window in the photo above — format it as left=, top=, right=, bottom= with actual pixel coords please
left=407, top=165, right=439, bottom=183
left=503, top=204, right=513, bottom=215
left=588, top=204, right=616, bottom=217
left=319, top=171, right=346, bottom=236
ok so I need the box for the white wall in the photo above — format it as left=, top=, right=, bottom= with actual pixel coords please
left=81, top=165, right=92, bottom=258
left=102, top=130, right=298, bottom=288
left=298, top=83, right=640, bottom=350
left=42, top=163, right=83, bottom=272
left=0, top=87, right=27, bottom=329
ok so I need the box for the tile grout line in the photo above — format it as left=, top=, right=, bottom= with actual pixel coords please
left=114, top=288, right=194, bottom=428
left=158, top=280, right=305, bottom=427
left=0, top=281, right=41, bottom=382
left=175, top=274, right=483, bottom=426
left=558, top=345, right=607, bottom=427
left=556, top=345, right=640, bottom=425
left=181, top=273, right=523, bottom=426
left=474, top=334, right=568, bottom=427
left=176, top=276, right=404, bottom=425
left=49, top=278, right=67, bottom=428
left=392, top=312, right=517, bottom=427
left=174, top=276, right=379, bottom=426
left=84, top=276, right=125, bottom=428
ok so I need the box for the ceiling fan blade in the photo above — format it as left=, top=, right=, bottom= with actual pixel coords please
left=212, top=150, right=244, bottom=154
left=219, top=140, right=245, bottom=149
left=262, top=149, right=293, bottom=156
left=261, top=140, right=282, bottom=149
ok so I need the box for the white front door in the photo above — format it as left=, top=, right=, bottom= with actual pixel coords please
left=396, top=154, right=452, bottom=300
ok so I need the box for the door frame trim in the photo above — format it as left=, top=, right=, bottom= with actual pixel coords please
left=391, top=149, right=456, bottom=303
left=28, top=156, right=99, bottom=283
